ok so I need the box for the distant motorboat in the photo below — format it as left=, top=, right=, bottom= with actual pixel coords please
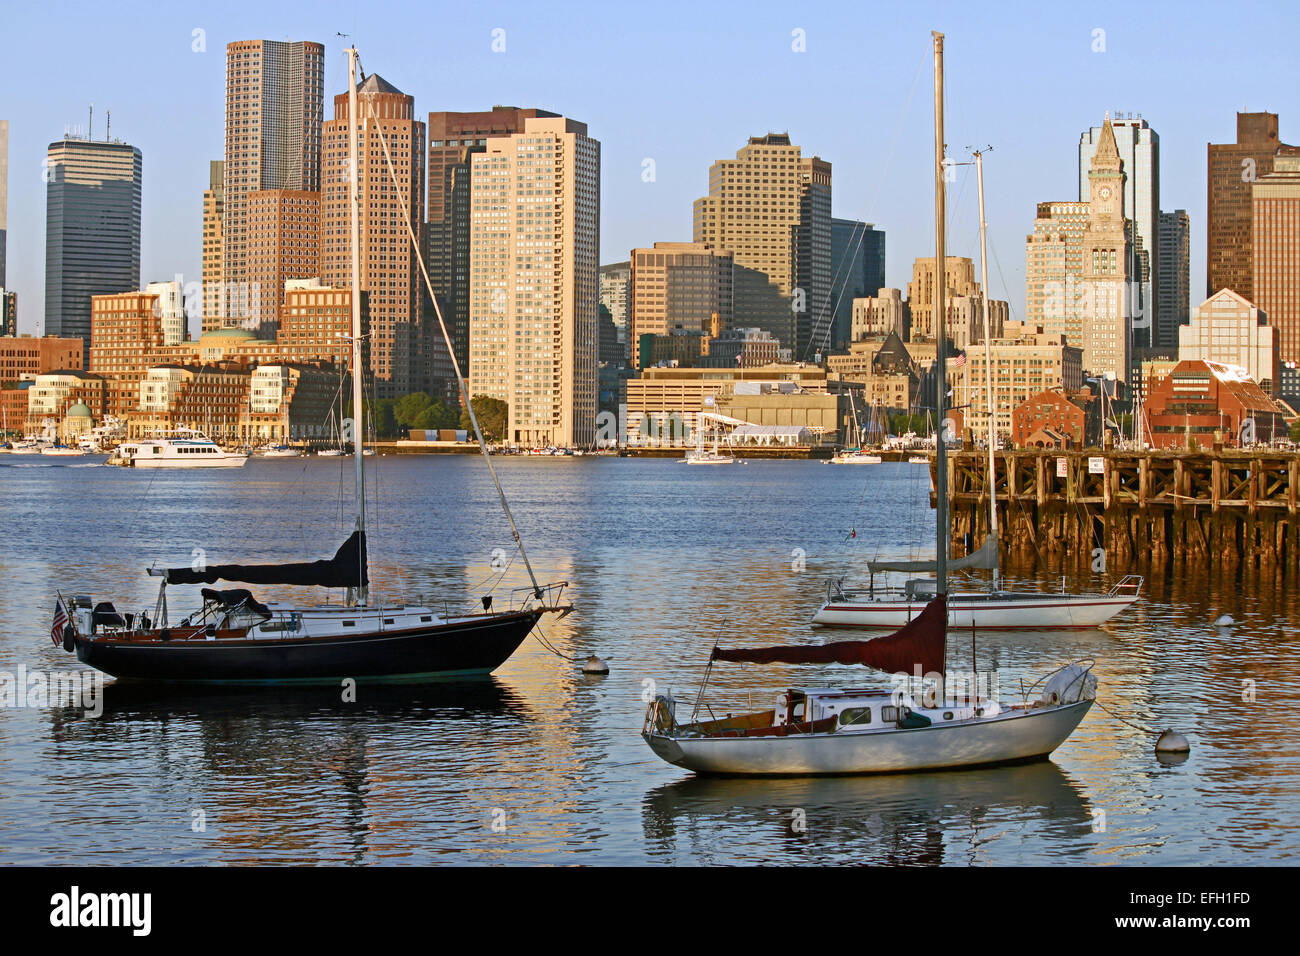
left=259, top=444, right=301, bottom=458
left=40, top=444, right=85, bottom=457
left=109, top=429, right=248, bottom=468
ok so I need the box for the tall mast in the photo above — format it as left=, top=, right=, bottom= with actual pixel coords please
left=346, top=46, right=368, bottom=606
left=975, top=148, right=999, bottom=587
left=932, top=31, right=948, bottom=597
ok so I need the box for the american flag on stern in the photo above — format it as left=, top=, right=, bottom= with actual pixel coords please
left=51, top=597, right=70, bottom=646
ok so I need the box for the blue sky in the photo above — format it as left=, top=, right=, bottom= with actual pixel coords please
left=2, top=0, right=1297, bottom=336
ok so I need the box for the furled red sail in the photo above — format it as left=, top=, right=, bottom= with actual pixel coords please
left=163, top=531, right=368, bottom=589
left=712, top=595, right=946, bottom=675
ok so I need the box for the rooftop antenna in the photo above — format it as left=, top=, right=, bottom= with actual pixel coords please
left=106, top=110, right=111, bottom=141
left=88, top=103, right=93, bottom=140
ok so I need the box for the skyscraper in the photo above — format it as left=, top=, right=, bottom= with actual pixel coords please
left=321, top=72, right=426, bottom=399
left=44, top=135, right=142, bottom=355
left=1208, top=112, right=1290, bottom=300
left=599, top=260, right=631, bottom=359
left=1079, top=113, right=1158, bottom=342
left=469, top=115, right=600, bottom=447
left=1156, top=209, right=1190, bottom=347
left=1080, top=118, right=1132, bottom=383
left=0, top=119, right=8, bottom=288
left=693, top=133, right=832, bottom=357
left=828, top=218, right=885, bottom=350
left=201, top=160, right=224, bottom=332
left=1252, top=150, right=1300, bottom=370
left=629, top=242, right=734, bottom=366
left=222, top=39, right=324, bottom=324
left=427, top=107, right=557, bottom=379
left=1027, top=118, right=1133, bottom=383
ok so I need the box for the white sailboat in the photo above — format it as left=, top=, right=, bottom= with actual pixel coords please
left=812, top=145, right=1142, bottom=629
left=682, top=415, right=737, bottom=465
left=830, top=392, right=882, bottom=464
left=642, top=33, right=1098, bottom=776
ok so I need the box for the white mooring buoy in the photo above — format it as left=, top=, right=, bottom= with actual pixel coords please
left=581, top=655, right=609, bottom=674
left=1155, top=729, right=1190, bottom=753
left=1214, top=614, right=1234, bottom=627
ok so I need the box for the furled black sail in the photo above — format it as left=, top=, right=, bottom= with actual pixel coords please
left=163, top=532, right=368, bottom=589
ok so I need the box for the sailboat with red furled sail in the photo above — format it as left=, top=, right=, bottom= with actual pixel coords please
left=641, top=32, right=1098, bottom=776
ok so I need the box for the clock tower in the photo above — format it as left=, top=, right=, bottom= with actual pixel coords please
left=1082, top=114, right=1131, bottom=384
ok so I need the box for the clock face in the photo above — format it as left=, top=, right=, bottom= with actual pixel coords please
left=1099, top=186, right=1112, bottom=201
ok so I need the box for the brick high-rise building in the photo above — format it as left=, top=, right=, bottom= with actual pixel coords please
left=1207, top=112, right=1290, bottom=300
left=244, top=188, right=320, bottom=336
left=44, top=136, right=142, bottom=357
left=201, top=160, right=224, bottom=331
left=469, top=115, right=600, bottom=447
left=89, top=291, right=167, bottom=417
left=222, top=40, right=324, bottom=324
left=321, top=73, right=426, bottom=399
left=1252, top=150, right=1300, bottom=370
left=693, top=133, right=832, bottom=356
left=426, top=107, right=557, bottom=380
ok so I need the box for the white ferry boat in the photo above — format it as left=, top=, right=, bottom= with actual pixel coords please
left=110, top=429, right=248, bottom=468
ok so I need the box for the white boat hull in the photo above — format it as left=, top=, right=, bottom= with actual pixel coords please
left=813, top=593, right=1137, bottom=629
left=645, top=700, right=1092, bottom=776
left=128, top=455, right=248, bottom=469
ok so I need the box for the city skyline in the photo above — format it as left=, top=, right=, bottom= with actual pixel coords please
left=0, top=1, right=1297, bottom=340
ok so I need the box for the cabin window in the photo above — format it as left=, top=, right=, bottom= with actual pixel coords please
left=839, top=707, right=872, bottom=726
left=342, top=620, right=355, bottom=627
left=420, top=616, right=432, bottom=623
left=383, top=618, right=394, bottom=625
left=881, top=706, right=899, bottom=722
left=943, top=711, right=954, bottom=720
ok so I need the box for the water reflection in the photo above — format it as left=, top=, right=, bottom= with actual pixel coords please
left=642, top=762, right=1093, bottom=865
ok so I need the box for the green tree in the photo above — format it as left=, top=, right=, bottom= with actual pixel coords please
left=460, top=395, right=508, bottom=442
left=1289, top=419, right=1300, bottom=443
left=372, top=399, right=399, bottom=439
left=393, top=392, right=434, bottom=429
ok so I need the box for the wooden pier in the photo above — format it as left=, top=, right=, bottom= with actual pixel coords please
left=940, top=448, right=1300, bottom=571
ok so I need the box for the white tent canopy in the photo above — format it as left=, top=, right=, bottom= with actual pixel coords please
left=729, top=424, right=814, bottom=446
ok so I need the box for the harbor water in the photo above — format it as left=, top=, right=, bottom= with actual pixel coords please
left=0, top=455, right=1296, bottom=864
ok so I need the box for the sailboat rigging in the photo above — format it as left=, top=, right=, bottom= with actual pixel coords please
left=812, top=142, right=1143, bottom=630
left=641, top=32, right=1099, bottom=776
left=54, top=47, right=570, bottom=684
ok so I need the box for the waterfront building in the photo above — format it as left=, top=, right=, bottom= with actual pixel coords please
left=0, top=334, right=83, bottom=380
left=693, top=133, right=831, bottom=356
left=1208, top=112, right=1290, bottom=300
left=624, top=363, right=830, bottom=446
left=89, top=291, right=168, bottom=417
left=222, top=40, right=324, bottom=323
left=629, top=242, right=733, bottom=365
left=826, top=330, right=920, bottom=414
left=1178, top=289, right=1279, bottom=396
left=962, top=322, right=1084, bottom=443
left=1012, top=390, right=1087, bottom=448
left=1145, top=359, right=1286, bottom=448
left=201, top=161, right=224, bottom=331
left=469, top=115, right=600, bottom=448
left=44, top=135, right=142, bottom=357
left=428, top=107, right=557, bottom=377
left=277, top=279, right=356, bottom=370
left=1252, top=150, right=1300, bottom=374
left=1157, top=209, right=1190, bottom=347
left=828, top=218, right=885, bottom=350
left=321, top=73, right=428, bottom=400
left=243, top=189, right=320, bottom=337
left=1079, top=113, right=1159, bottom=343
left=703, top=327, right=783, bottom=369
left=126, top=364, right=249, bottom=443
left=25, top=369, right=104, bottom=433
